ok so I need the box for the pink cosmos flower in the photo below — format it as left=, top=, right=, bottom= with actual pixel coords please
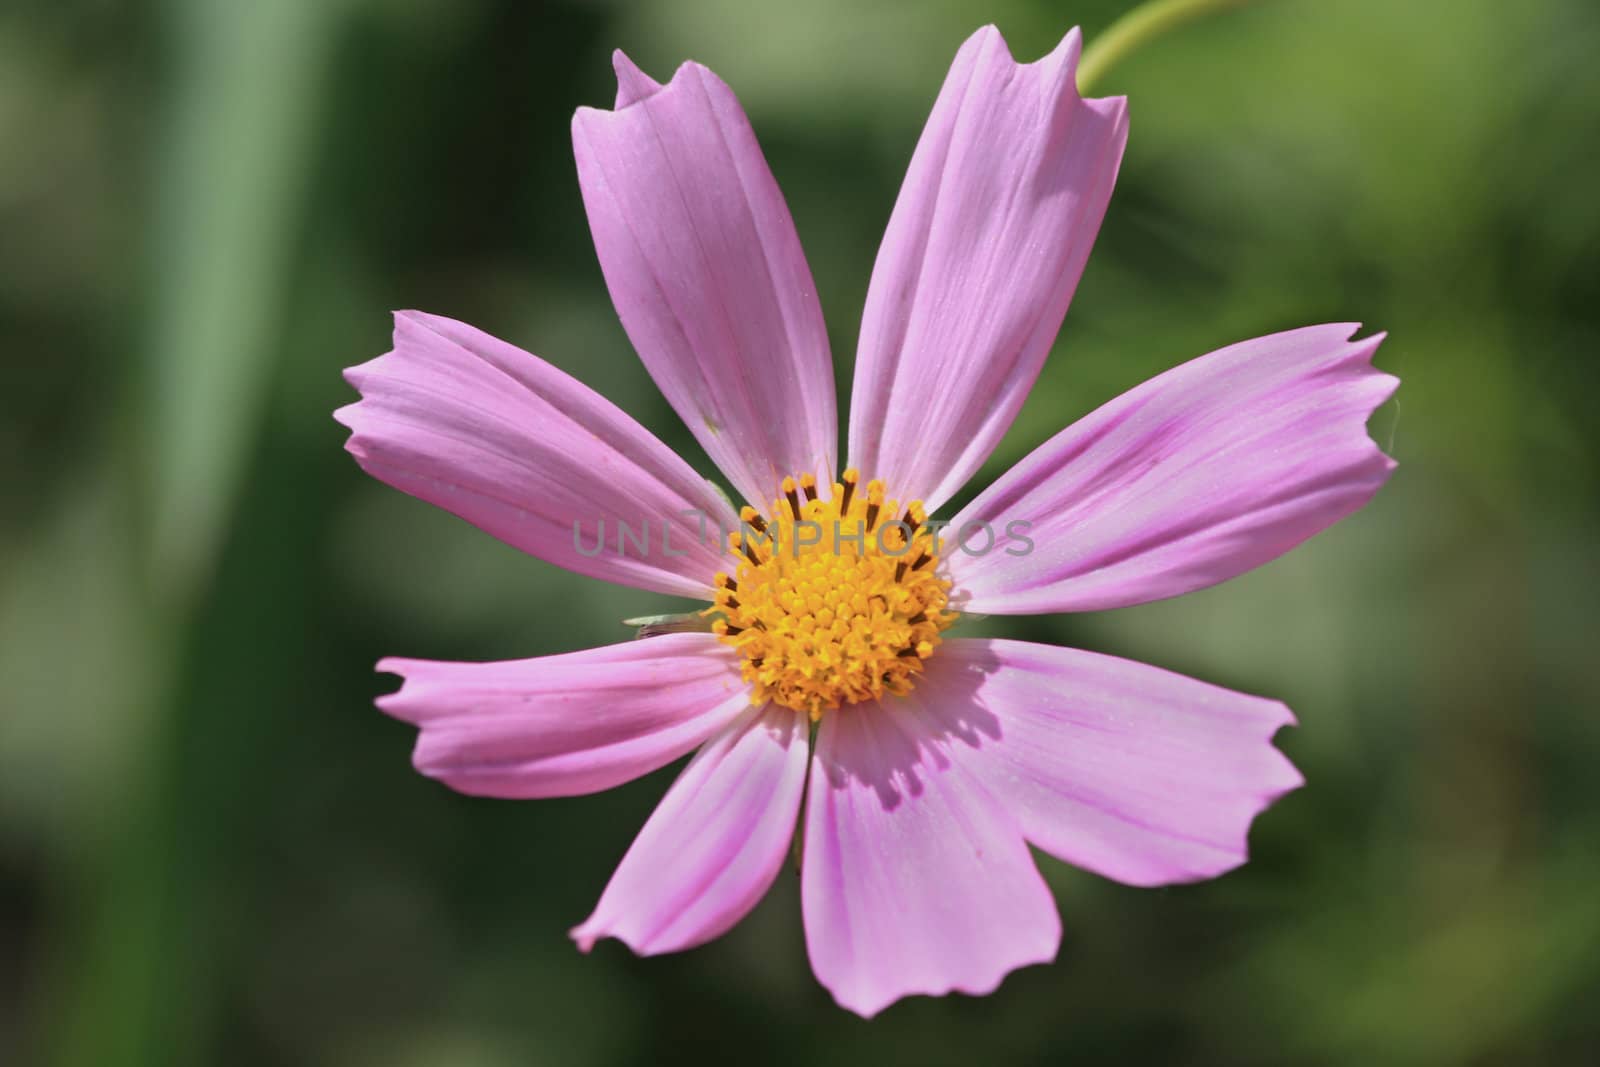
left=336, top=25, right=1396, bottom=1017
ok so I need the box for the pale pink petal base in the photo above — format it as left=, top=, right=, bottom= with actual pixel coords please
left=572, top=703, right=808, bottom=955
left=802, top=697, right=1060, bottom=1018
left=337, top=312, right=737, bottom=600
left=574, top=54, right=837, bottom=509
left=948, top=323, right=1398, bottom=613
left=848, top=26, right=1128, bottom=512
left=926, top=639, right=1303, bottom=887
left=377, top=634, right=751, bottom=798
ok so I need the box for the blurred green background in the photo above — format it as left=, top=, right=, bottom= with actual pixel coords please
left=3, top=0, right=1598, bottom=1063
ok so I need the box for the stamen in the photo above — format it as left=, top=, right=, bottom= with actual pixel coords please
left=739, top=506, right=768, bottom=534
left=782, top=476, right=801, bottom=519
left=800, top=472, right=819, bottom=501
left=839, top=468, right=858, bottom=515
left=864, top=479, right=885, bottom=531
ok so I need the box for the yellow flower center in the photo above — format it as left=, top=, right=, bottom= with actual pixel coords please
left=709, top=469, right=956, bottom=719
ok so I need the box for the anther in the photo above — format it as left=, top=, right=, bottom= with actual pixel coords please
left=800, top=472, right=818, bottom=501
left=782, top=476, right=802, bottom=519
left=864, top=480, right=886, bottom=529
left=739, top=506, right=768, bottom=534
left=839, top=468, right=859, bottom=515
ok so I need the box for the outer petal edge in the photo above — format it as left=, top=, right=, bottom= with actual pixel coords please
left=947, top=323, right=1398, bottom=614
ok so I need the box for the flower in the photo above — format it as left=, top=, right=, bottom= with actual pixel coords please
left=335, top=24, right=1397, bottom=1017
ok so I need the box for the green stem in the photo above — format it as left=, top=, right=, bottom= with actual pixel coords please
left=1077, top=0, right=1260, bottom=94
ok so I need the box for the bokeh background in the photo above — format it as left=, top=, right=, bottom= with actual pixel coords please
left=4, top=0, right=1599, bottom=1063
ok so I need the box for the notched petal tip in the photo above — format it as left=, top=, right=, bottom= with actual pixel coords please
left=338, top=343, right=396, bottom=397
left=962, top=22, right=1005, bottom=52
left=596, top=50, right=712, bottom=113
left=1273, top=758, right=1308, bottom=799
left=370, top=660, right=418, bottom=720
left=869, top=932, right=1060, bottom=1018
left=1231, top=704, right=1307, bottom=844
left=571, top=60, right=704, bottom=130
left=829, top=944, right=1059, bottom=1020
left=1038, top=24, right=1084, bottom=72
left=610, top=48, right=663, bottom=108
left=1338, top=326, right=1402, bottom=449
left=373, top=656, right=410, bottom=678
left=569, top=923, right=599, bottom=954
left=961, top=22, right=1088, bottom=81
left=338, top=310, right=433, bottom=399
left=568, top=919, right=645, bottom=958
left=567, top=919, right=680, bottom=959
left=330, top=398, right=361, bottom=430
left=1186, top=762, right=1306, bottom=888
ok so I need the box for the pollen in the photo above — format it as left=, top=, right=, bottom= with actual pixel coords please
left=708, top=469, right=956, bottom=720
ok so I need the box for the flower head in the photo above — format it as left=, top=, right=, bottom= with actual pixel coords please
left=337, top=24, right=1396, bottom=1017
left=710, top=469, right=955, bottom=717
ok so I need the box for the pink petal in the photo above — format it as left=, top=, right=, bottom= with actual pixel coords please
left=571, top=704, right=808, bottom=955
left=947, top=324, right=1398, bottom=613
left=610, top=49, right=660, bottom=108
left=801, top=697, right=1060, bottom=1018
left=925, top=639, right=1303, bottom=887
left=376, top=634, right=750, bottom=799
left=573, top=54, right=836, bottom=510
left=336, top=312, right=738, bottom=600
left=847, top=26, right=1128, bottom=513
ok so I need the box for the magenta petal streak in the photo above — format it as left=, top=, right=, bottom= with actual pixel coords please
left=948, top=324, right=1398, bottom=614
left=337, top=312, right=737, bottom=599
left=574, top=54, right=837, bottom=510
left=848, top=26, right=1129, bottom=513
left=572, top=703, right=809, bottom=955
left=376, top=634, right=751, bottom=799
